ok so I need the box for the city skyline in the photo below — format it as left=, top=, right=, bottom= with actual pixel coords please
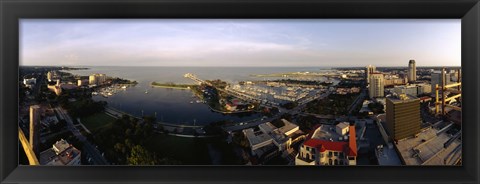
left=20, top=19, right=460, bottom=67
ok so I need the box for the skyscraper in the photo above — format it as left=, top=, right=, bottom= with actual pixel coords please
left=368, top=73, right=384, bottom=99
left=407, top=60, right=416, bottom=83
left=386, top=94, right=421, bottom=141
left=431, top=71, right=451, bottom=94
left=365, top=65, right=376, bottom=84
left=29, top=105, right=41, bottom=156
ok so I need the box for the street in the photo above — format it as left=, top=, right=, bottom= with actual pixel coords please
left=54, top=107, right=109, bottom=165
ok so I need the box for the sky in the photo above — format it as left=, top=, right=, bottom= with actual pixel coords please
left=20, top=19, right=461, bottom=67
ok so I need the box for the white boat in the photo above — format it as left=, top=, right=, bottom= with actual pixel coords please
left=145, top=89, right=149, bottom=94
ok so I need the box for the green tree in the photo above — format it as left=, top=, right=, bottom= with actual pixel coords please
left=127, top=145, right=157, bottom=165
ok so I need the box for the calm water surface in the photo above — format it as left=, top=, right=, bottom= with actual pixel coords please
left=65, top=66, right=333, bottom=125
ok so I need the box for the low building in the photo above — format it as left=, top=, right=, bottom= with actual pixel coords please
left=23, top=78, right=37, bottom=88
left=335, top=122, right=350, bottom=136
left=295, top=125, right=357, bottom=166
left=395, top=126, right=461, bottom=165
left=243, top=119, right=305, bottom=157
left=39, top=139, right=81, bottom=165
left=77, top=79, right=89, bottom=87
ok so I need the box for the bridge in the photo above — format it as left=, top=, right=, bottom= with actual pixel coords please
left=184, top=73, right=279, bottom=108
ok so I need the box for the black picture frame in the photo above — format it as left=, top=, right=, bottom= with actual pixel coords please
left=1, top=0, right=479, bottom=184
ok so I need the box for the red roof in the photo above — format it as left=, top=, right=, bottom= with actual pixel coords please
left=303, top=125, right=358, bottom=157
left=303, top=139, right=348, bottom=153
left=348, top=125, right=357, bottom=156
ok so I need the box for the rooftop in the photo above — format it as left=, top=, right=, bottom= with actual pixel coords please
left=387, top=94, right=419, bottom=103
left=395, top=127, right=461, bottom=165
left=376, top=144, right=402, bottom=165
left=243, top=128, right=272, bottom=147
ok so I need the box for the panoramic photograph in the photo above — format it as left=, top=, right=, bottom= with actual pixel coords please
left=18, top=19, right=462, bottom=166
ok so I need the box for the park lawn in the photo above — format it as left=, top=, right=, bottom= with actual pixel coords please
left=81, top=113, right=116, bottom=132
left=144, top=134, right=212, bottom=165
left=144, top=134, right=241, bottom=165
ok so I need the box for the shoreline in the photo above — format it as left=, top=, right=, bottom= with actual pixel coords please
left=150, top=84, right=192, bottom=90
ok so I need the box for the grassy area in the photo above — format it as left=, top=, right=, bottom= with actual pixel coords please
left=144, top=134, right=241, bottom=165
left=81, top=113, right=116, bottom=132
left=306, top=93, right=359, bottom=115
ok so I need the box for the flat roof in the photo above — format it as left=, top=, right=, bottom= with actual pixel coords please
left=387, top=94, right=419, bottom=103
left=376, top=144, right=402, bottom=165
left=395, top=127, right=461, bottom=165
left=243, top=128, right=272, bottom=147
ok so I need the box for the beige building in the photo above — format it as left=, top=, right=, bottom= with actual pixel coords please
left=369, top=73, right=384, bottom=99
left=89, top=73, right=107, bottom=85
left=407, top=60, right=417, bottom=83
left=365, top=65, right=376, bottom=84
left=295, top=125, right=357, bottom=166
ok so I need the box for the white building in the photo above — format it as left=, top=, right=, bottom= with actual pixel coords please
left=243, top=119, right=305, bottom=157
left=23, top=78, right=37, bottom=88
left=295, top=125, right=357, bottom=166
left=365, top=65, right=376, bottom=84
left=369, top=73, right=384, bottom=99
left=39, top=139, right=81, bottom=166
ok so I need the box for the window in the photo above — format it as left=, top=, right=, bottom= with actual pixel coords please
left=328, top=152, right=333, bottom=157
left=312, top=155, right=316, bottom=160
left=329, top=159, right=333, bottom=165
left=306, top=153, right=310, bottom=160
left=334, top=159, right=339, bottom=165
left=340, top=160, right=344, bottom=165
left=334, top=152, right=339, bottom=156
left=306, top=147, right=310, bottom=151
left=339, top=152, right=344, bottom=158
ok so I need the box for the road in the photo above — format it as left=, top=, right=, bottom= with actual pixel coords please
left=347, top=89, right=367, bottom=115
left=54, top=107, right=109, bottom=165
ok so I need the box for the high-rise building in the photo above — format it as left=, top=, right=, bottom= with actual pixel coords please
left=431, top=71, right=451, bottom=93
left=29, top=105, right=41, bottom=156
left=365, top=65, right=376, bottom=84
left=368, top=73, right=384, bottom=99
left=47, top=71, right=53, bottom=82
left=407, top=60, right=416, bottom=83
left=386, top=94, right=421, bottom=141
left=89, top=74, right=107, bottom=85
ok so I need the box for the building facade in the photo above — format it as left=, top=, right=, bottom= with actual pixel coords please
left=386, top=94, right=421, bottom=141
left=89, top=73, right=107, bottom=86
left=407, top=60, right=416, bottom=83
left=368, top=73, right=384, bottom=99
left=29, top=105, right=41, bottom=156
left=295, top=125, right=357, bottom=166
left=365, top=65, right=376, bottom=84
